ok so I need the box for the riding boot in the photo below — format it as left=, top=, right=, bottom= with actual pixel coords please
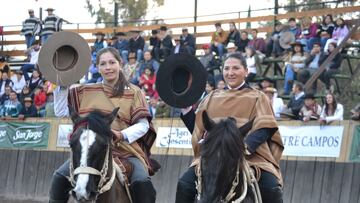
left=49, top=161, right=72, bottom=203
left=259, top=186, right=283, bottom=203
left=130, top=180, right=156, bottom=203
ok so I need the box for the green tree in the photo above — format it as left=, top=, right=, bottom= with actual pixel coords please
left=85, top=0, right=164, bottom=27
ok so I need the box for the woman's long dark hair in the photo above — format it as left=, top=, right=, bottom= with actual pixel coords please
left=96, top=47, right=129, bottom=97
left=323, top=14, right=334, bottom=25
left=325, top=93, right=338, bottom=116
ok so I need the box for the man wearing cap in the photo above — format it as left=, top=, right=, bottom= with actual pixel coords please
left=129, top=28, right=145, bottom=62
left=299, top=93, right=322, bottom=122
left=18, top=97, right=38, bottom=119
left=225, top=42, right=238, bottom=57
left=154, top=26, right=173, bottom=61
left=211, top=23, right=228, bottom=58
left=93, top=32, right=108, bottom=52
left=21, top=9, right=41, bottom=48
left=175, top=52, right=284, bottom=203
left=116, top=32, right=129, bottom=64
left=180, top=27, right=196, bottom=55
left=40, top=8, right=68, bottom=44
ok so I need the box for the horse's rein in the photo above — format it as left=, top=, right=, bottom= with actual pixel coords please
left=68, top=125, right=117, bottom=195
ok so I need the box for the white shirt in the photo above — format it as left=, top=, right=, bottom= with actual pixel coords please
left=11, top=75, right=26, bottom=94
left=320, top=103, right=344, bottom=123
left=246, top=56, right=257, bottom=74
left=54, top=86, right=69, bottom=118
left=272, top=97, right=284, bottom=118
left=30, top=49, right=40, bottom=64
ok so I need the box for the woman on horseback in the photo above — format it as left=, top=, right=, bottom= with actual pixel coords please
left=176, top=52, right=284, bottom=203
left=49, top=47, right=158, bottom=203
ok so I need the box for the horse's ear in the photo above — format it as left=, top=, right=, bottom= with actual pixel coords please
left=68, top=105, right=79, bottom=123
left=107, top=107, right=120, bottom=123
left=238, top=118, right=255, bottom=137
left=202, top=110, right=215, bottom=131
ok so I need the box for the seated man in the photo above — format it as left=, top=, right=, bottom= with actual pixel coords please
left=1, top=90, right=22, bottom=118
left=116, top=32, right=130, bottom=64
left=248, top=29, right=266, bottom=55
left=18, top=97, right=38, bottom=119
left=154, top=26, right=173, bottom=61
left=129, top=29, right=145, bottom=62
left=299, top=93, right=322, bottom=122
left=211, top=22, right=228, bottom=58
left=281, top=82, right=305, bottom=120
left=180, top=27, right=196, bottom=55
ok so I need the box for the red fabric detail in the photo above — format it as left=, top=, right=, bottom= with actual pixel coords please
left=34, top=91, right=47, bottom=108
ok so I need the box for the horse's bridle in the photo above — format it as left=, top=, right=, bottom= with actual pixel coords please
left=68, top=127, right=116, bottom=195
left=196, top=159, right=262, bottom=203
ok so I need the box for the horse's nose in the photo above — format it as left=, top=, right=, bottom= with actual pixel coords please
left=88, top=191, right=98, bottom=200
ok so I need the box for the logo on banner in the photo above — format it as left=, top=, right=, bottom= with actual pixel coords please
left=11, top=125, right=45, bottom=144
left=156, top=127, right=192, bottom=148
left=279, top=125, right=344, bottom=157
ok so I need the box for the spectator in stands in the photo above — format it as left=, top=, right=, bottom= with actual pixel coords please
left=33, top=86, right=47, bottom=114
left=299, top=16, right=318, bottom=52
left=149, top=30, right=160, bottom=57
left=108, top=36, right=118, bottom=48
left=172, top=37, right=188, bottom=55
left=11, top=70, right=26, bottom=95
left=154, top=26, right=173, bottom=61
left=0, top=85, right=12, bottom=105
left=116, top=32, right=129, bottom=64
left=324, top=18, right=349, bottom=52
left=238, top=31, right=250, bottom=53
left=93, top=32, right=108, bottom=53
left=154, top=99, right=171, bottom=118
left=199, top=44, right=215, bottom=69
left=1, top=90, right=22, bottom=118
left=259, top=77, right=274, bottom=91
left=86, top=46, right=102, bottom=84
left=43, top=80, right=56, bottom=94
left=139, top=66, right=157, bottom=97
left=226, top=22, right=241, bottom=51
left=124, top=52, right=142, bottom=85
left=282, top=82, right=305, bottom=120
left=21, top=9, right=41, bottom=48
left=0, top=71, right=14, bottom=97
left=264, top=87, right=284, bottom=119
left=211, top=22, right=228, bottom=58
left=148, top=96, right=158, bottom=118
left=319, top=93, right=343, bottom=124
left=141, top=51, right=160, bottom=74
left=288, top=18, right=301, bottom=40
left=267, top=21, right=284, bottom=57
left=43, top=93, right=55, bottom=117
left=18, top=97, right=38, bottom=119
left=41, top=8, right=68, bottom=44
left=205, top=80, right=215, bottom=95
left=245, top=45, right=261, bottom=83
left=297, top=42, right=322, bottom=92
left=216, top=79, right=226, bottom=90
left=180, top=27, right=196, bottom=55
left=283, top=42, right=308, bottom=95
left=299, top=93, right=322, bottom=122
left=225, top=42, right=238, bottom=57
left=350, top=103, right=360, bottom=121
left=317, top=14, right=335, bottom=51
left=28, top=69, right=43, bottom=94
left=21, top=40, right=41, bottom=81
left=319, top=42, right=342, bottom=93
left=248, top=29, right=266, bottom=55
left=19, top=86, right=33, bottom=104
left=129, top=29, right=145, bottom=62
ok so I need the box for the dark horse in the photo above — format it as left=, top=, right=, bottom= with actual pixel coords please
left=197, top=111, right=261, bottom=203
left=68, top=107, right=131, bottom=203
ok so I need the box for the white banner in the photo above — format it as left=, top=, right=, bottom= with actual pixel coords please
left=279, top=125, right=344, bottom=157
left=56, top=124, right=73, bottom=148
left=156, top=127, right=192, bottom=148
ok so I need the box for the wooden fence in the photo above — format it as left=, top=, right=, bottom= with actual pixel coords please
left=1, top=6, right=360, bottom=57
left=0, top=118, right=359, bottom=202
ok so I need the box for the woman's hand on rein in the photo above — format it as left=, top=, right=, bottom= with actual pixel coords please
left=111, top=129, right=124, bottom=143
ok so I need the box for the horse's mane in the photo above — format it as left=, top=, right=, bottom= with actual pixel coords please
left=200, top=117, right=246, bottom=202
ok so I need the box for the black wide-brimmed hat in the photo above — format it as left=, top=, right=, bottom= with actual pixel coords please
left=156, top=53, right=207, bottom=108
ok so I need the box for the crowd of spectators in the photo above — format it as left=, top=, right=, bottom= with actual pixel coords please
left=0, top=10, right=358, bottom=122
